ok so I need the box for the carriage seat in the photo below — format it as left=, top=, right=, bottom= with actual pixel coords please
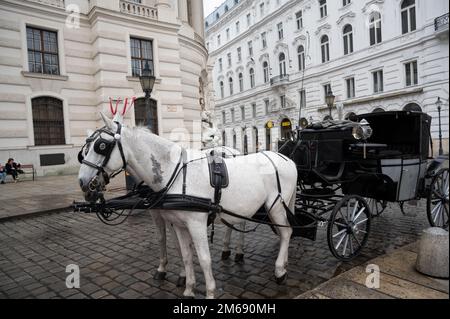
left=206, top=151, right=229, bottom=204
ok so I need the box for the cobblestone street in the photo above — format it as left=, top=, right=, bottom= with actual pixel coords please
left=0, top=201, right=432, bottom=299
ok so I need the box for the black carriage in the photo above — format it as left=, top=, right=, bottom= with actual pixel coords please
left=280, top=111, right=448, bottom=261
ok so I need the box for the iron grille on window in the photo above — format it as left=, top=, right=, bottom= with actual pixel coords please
left=131, top=38, right=154, bottom=77
left=26, top=27, right=60, bottom=75
left=32, top=97, right=65, bottom=146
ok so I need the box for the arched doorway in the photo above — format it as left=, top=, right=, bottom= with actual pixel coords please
left=372, top=107, right=385, bottom=113
left=134, top=98, right=158, bottom=135
left=345, top=112, right=357, bottom=121
left=280, top=118, right=292, bottom=140
left=323, top=115, right=333, bottom=121
left=403, top=103, right=422, bottom=112
left=265, top=121, right=273, bottom=151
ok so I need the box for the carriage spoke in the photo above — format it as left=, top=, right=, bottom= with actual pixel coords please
left=335, top=233, right=347, bottom=250
left=355, top=218, right=368, bottom=226
left=332, top=228, right=347, bottom=238
left=342, top=235, right=349, bottom=257
left=352, top=233, right=362, bottom=248
left=353, top=207, right=366, bottom=222
left=338, top=209, right=349, bottom=224
left=350, top=200, right=359, bottom=221
left=433, top=203, right=442, bottom=224
left=349, top=236, right=354, bottom=255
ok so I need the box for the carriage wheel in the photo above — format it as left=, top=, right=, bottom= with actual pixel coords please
left=366, top=198, right=387, bottom=217
left=427, top=168, right=449, bottom=229
left=327, top=195, right=371, bottom=261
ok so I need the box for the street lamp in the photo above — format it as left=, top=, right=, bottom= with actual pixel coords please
left=139, top=61, right=156, bottom=132
left=436, top=97, right=443, bottom=156
left=325, top=88, right=335, bottom=119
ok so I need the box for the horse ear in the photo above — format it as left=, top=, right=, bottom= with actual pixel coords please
left=100, top=112, right=113, bottom=129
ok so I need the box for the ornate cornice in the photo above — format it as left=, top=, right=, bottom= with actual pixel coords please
left=336, top=11, right=356, bottom=26
left=362, top=0, right=385, bottom=13
left=315, top=23, right=332, bottom=36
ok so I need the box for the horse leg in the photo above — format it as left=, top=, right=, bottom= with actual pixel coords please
left=268, top=197, right=294, bottom=284
left=221, top=227, right=232, bottom=260
left=167, top=224, right=186, bottom=287
left=173, top=225, right=196, bottom=298
left=186, top=219, right=216, bottom=299
left=151, top=211, right=168, bottom=280
left=235, top=222, right=245, bottom=263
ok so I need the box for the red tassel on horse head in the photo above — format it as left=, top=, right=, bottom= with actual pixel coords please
left=109, top=97, right=137, bottom=117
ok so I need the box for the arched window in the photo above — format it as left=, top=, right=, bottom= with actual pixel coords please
left=233, top=131, right=237, bottom=149
left=135, top=97, right=159, bottom=134
left=225, top=5, right=229, bottom=12
left=32, top=96, right=65, bottom=146
left=321, top=35, right=330, bottom=63
left=401, top=0, right=416, bottom=34
left=243, top=131, right=248, bottom=154
left=369, top=12, right=382, bottom=45
left=323, top=115, right=333, bottom=121
left=279, top=53, right=286, bottom=76
left=238, top=72, right=244, bottom=92
left=343, top=24, right=353, bottom=55
left=219, top=81, right=224, bottom=98
left=345, top=112, right=357, bottom=122
left=249, top=68, right=255, bottom=88
left=216, top=13, right=220, bottom=20
left=228, top=77, right=234, bottom=95
left=372, top=107, right=385, bottom=113
left=319, top=0, right=327, bottom=18
left=403, top=103, right=422, bottom=112
left=253, top=127, right=259, bottom=153
left=263, top=61, right=269, bottom=83
left=222, top=131, right=226, bottom=146
left=297, top=45, right=305, bottom=71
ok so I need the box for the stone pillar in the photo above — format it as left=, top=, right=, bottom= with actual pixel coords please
left=178, top=0, right=188, bottom=22
left=156, top=0, right=176, bottom=23
left=190, top=0, right=205, bottom=38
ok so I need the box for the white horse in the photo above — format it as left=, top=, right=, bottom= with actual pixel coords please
left=78, top=113, right=298, bottom=299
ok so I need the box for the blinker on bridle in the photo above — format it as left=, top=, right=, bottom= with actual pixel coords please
left=78, top=122, right=127, bottom=191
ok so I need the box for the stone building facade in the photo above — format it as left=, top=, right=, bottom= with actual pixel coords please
left=206, top=0, right=449, bottom=154
left=0, top=0, right=211, bottom=176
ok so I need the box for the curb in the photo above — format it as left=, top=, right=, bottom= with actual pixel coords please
left=0, top=206, right=72, bottom=223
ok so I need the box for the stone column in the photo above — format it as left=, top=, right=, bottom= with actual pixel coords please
left=178, top=0, right=188, bottom=22
left=190, top=0, right=205, bottom=38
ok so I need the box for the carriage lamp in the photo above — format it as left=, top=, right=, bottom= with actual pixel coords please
left=436, top=97, right=443, bottom=156
left=140, top=61, right=156, bottom=99
left=352, top=119, right=373, bottom=140
left=325, top=89, right=335, bottom=119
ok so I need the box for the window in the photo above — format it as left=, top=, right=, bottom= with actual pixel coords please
left=229, top=77, right=234, bottom=95
left=277, top=22, right=284, bottom=40
left=296, top=11, right=303, bottom=30
left=231, top=108, right=235, bottom=122
left=346, top=77, right=355, bottom=98
left=319, top=0, right=327, bottom=18
left=218, top=58, right=223, bottom=72
left=405, top=60, right=418, bottom=86
left=236, top=21, right=240, bottom=34
left=134, top=98, right=158, bottom=134
left=264, top=99, right=270, bottom=114
left=298, top=45, right=305, bottom=71
left=226, top=28, right=230, bottom=41
left=343, top=24, right=353, bottom=55
left=232, top=132, right=237, bottom=148
left=223, top=131, right=226, bottom=146
left=241, top=105, right=245, bottom=120
left=217, top=34, right=221, bottom=46
left=222, top=111, right=226, bottom=124
left=254, top=127, right=259, bottom=152
left=249, top=68, right=255, bottom=88
left=373, top=70, right=384, bottom=93
left=247, top=13, right=251, bottom=27
left=248, top=41, right=253, bottom=56
left=220, top=81, right=224, bottom=98
left=299, top=89, right=306, bottom=110
left=321, top=35, right=330, bottom=63
left=252, top=103, right=257, bottom=118
left=237, top=47, right=242, bottom=62
left=323, top=84, right=332, bottom=102
left=227, top=53, right=232, bottom=67
left=280, top=95, right=286, bottom=109
left=401, top=0, right=416, bottom=34
left=279, top=53, right=286, bottom=76
left=260, top=2, right=265, bottom=16
left=130, top=37, right=154, bottom=77
left=225, top=5, right=229, bottom=12
left=343, top=0, right=351, bottom=6
left=263, top=61, right=269, bottom=83
left=32, top=96, right=65, bottom=146
left=261, top=32, right=267, bottom=48
left=26, top=27, right=60, bottom=75
left=238, top=73, right=244, bottom=92
left=369, top=12, right=382, bottom=45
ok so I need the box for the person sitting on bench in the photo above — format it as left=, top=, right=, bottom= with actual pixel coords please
left=0, top=164, right=6, bottom=184
left=5, top=158, right=22, bottom=182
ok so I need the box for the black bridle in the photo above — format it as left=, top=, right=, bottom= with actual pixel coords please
left=78, top=122, right=127, bottom=191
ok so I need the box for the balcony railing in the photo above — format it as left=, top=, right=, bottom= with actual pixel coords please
left=120, top=0, right=158, bottom=20
left=270, top=74, right=289, bottom=86
left=435, top=13, right=449, bottom=32
left=28, top=0, right=65, bottom=9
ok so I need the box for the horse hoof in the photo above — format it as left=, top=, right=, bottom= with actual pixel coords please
left=153, top=271, right=166, bottom=280
left=221, top=251, right=231, bottom=260
left=234, top=253, right=244, bottom=264
left=176, top=276, right=186, bottom=287
left=276, top=273, right=287, bottom=285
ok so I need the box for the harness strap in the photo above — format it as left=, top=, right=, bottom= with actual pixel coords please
left=221, top=218, right=259, bottom=233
